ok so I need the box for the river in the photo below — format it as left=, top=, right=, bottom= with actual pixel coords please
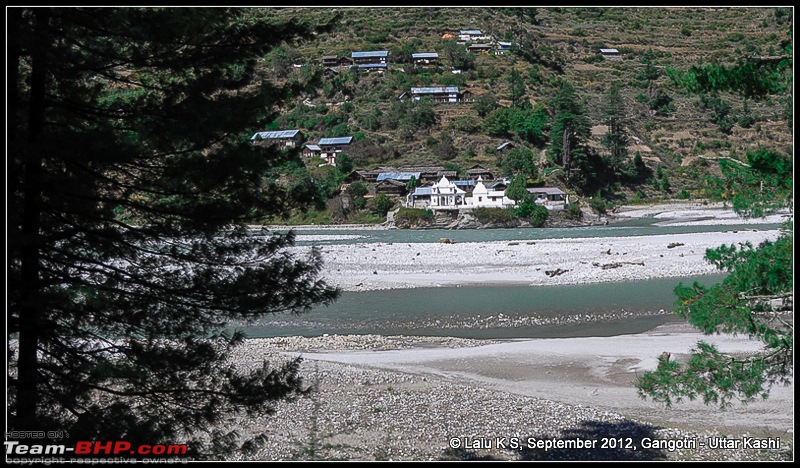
left=235, top=218, right=779, bottom=339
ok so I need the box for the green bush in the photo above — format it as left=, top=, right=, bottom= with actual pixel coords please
left=589, top=195, right=609, bottom=215
left=565, top=202, right=583, bottom=220
left=394, top=207, right=434, bottom=225
left=472, top=207, right=517, bottom=224
left=516, top=201, right=549, bottom=227
left=372, top=194, right=394, bottom=216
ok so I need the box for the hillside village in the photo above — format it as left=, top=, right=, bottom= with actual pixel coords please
left=249, top=8, right=792, bottom=226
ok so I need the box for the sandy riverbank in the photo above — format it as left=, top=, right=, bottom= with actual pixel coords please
left=226, top=324, right=793, bottom=461
left=281, top=202, right=790, bottom=292
left=292, top=229, right=783, bottom=292
left=611, top=202, right=791, bottom=227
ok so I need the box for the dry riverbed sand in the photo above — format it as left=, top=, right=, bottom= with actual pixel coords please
left=227, top=327, right=793, bottom=461
left=227, top=203, right=792, bottom=461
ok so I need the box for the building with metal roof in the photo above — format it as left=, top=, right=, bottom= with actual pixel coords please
left=250, top=129, right=300, bottom=140
left=352, top=50, right=389, bottom=58
left=250, top=129, right=302, bottom=148
left=352, top=50, right=389, bottom=67
left=318, top=137, right=353, bottom=146
left=412, top=52, right=440, bottom=68
left=527, top=187, right=569, bottom=210
left=404, top=86, right=468, bottom=103
left=600, top=48, right=622, bottom=60
left=376, top=172, right=421, bottom=182
left=357, top=63, right=388, bottom=71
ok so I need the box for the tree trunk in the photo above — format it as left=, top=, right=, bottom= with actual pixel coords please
left=15, top=8, right=49, bottom=430
left=562, top=127, right=572, bottom=183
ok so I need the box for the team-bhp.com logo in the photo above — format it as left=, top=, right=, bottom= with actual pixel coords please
left=6, top=440, right=188, bottom=456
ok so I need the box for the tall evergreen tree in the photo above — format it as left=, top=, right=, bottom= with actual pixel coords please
left=638, top=48, right=661, bottom=100
left=507, top=69, right=527, bottom=106
left=8, top=7, right=339, bottom=457
left=601, top=82, right=631, bottom=179
left=547, top=81, right=592, bottom=189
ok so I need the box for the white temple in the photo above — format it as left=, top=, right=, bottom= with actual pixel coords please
left=467, top=176, right=515, bottom=208
left=429, top=176, right=467, bottom=209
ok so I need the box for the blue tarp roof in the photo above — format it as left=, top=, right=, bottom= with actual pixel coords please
left=377, top=172, right=421, bottom=181
left=352, top=50, right=388, bottom=58
left=251, top=129, right=299, bottom=140
left=318, top=137, right=353, bottom=146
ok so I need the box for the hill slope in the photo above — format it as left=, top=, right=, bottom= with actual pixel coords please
left=256, top=7, right=792, bottom=223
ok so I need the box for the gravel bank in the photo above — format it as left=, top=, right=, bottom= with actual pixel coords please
left=292, top=229, right=782, bottom=292
left=222, top=333, right=793, bottom=461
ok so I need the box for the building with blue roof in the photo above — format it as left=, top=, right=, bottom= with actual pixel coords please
left=357, top=63, right=388, bottom=72
left=250, top=129, right=303, bottom=148
left=351, top=50, right=389, bottom=66
left=412, top=52, right=440, bottom=68
left=376, top=172, right=421, bottom=182
left=317, top=136, right=353, bottom=167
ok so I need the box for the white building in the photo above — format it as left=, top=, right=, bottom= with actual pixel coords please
left=430, top=176, right=467, bottom=209
left=458, top=29, right=492, bottom=43
left=528, top=187, right=569, bottom=210
left=467, top=177, right=515, bottom=208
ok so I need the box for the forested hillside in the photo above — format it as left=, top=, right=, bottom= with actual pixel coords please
left=254, top=7, right=792, bottom=224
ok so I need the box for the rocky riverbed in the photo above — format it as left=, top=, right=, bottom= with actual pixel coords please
left=221, top=332, right=793, bottom=461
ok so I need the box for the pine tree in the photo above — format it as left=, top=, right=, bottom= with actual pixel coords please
left=8, top=7, right=339, bottom=457
left=504, top=174, right=529, bottom=203
left=547, top=81, right=592, bottom=189
left=601, top=82, right=631, bottom=179
left=508, top=69, right=527, bottom=106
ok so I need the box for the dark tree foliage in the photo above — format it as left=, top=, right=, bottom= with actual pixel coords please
left=666, top=56, right=792, bottom=101
left=499, top=7, right=539, bottom=25
left=705, top=150, right=793, bottom=219
left=8, top=7, right=340, bottom=458
left=547, top=81, right=601, bottom=193
left=502, top=147, right=538, bottom=180
left=443, top=39, right=475, bottom=70
left=507, top=69, right=527, bottom=106
left=483, top=104, right=548, bottom=147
